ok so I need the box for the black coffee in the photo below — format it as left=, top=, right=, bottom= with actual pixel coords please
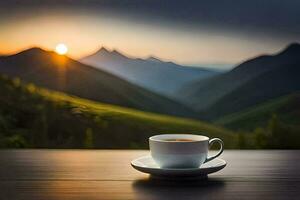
left=164, top=139, right=196, bottom=142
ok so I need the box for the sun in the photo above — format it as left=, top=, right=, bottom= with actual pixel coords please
left=55, top=43, right=68, bottom=55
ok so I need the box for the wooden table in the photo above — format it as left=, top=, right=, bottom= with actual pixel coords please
left=0, top=150, right=299, bottom=200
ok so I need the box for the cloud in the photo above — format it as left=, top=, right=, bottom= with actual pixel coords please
left=1, top=0, right=300, bottom=40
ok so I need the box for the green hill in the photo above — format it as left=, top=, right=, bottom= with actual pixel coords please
left=215, top=93, right=300, bottom=131
left=204, top=62, right=300, bottom=119
left=0, top=74, right=239, bottom=149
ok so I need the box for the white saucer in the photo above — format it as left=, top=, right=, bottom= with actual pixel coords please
left=131, top=155, right=226, bottom=178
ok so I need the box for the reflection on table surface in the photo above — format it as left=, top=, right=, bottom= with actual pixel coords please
left=0, top=150, right=299, bottom=200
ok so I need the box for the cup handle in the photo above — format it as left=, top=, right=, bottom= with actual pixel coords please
left=205, top=138, right=224, bottom=163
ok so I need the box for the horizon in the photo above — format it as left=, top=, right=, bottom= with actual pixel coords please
left=1, top=1, right=300, bottom=69
left=1, top=42, right=298, bottom=71
left=1, top=45, right=235, bottom=69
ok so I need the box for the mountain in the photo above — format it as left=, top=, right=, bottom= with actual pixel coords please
left=0, top=74, right=238, bottom=148
left=178, top=43, right=300, bottom=118
left=215, top=93, right=300, bottom=131
left=0, top=47, right=197, bottom=118
left=81, top=47, right=219, bottom=97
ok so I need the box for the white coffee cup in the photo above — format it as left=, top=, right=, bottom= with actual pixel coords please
left=149, top=134, right=224, bottom=168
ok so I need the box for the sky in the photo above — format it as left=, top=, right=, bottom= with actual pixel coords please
left=0, top=0, right=299, bottom=68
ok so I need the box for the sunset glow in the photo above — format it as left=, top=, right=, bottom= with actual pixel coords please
left=0, top=1, right=299, bottom=67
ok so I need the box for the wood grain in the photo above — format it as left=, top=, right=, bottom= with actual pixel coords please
left=0, top=150, right=299, bottom=200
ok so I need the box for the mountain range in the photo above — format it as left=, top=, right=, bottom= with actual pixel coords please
left=178, top=43, right=300, bottom=120
left=1, top=42, right=299, bottom=127
left=81, top=47, right=219, bottom=97
left=0, top=42, right=299, bottom=148
left=0, top=48, right=197, bottom=118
